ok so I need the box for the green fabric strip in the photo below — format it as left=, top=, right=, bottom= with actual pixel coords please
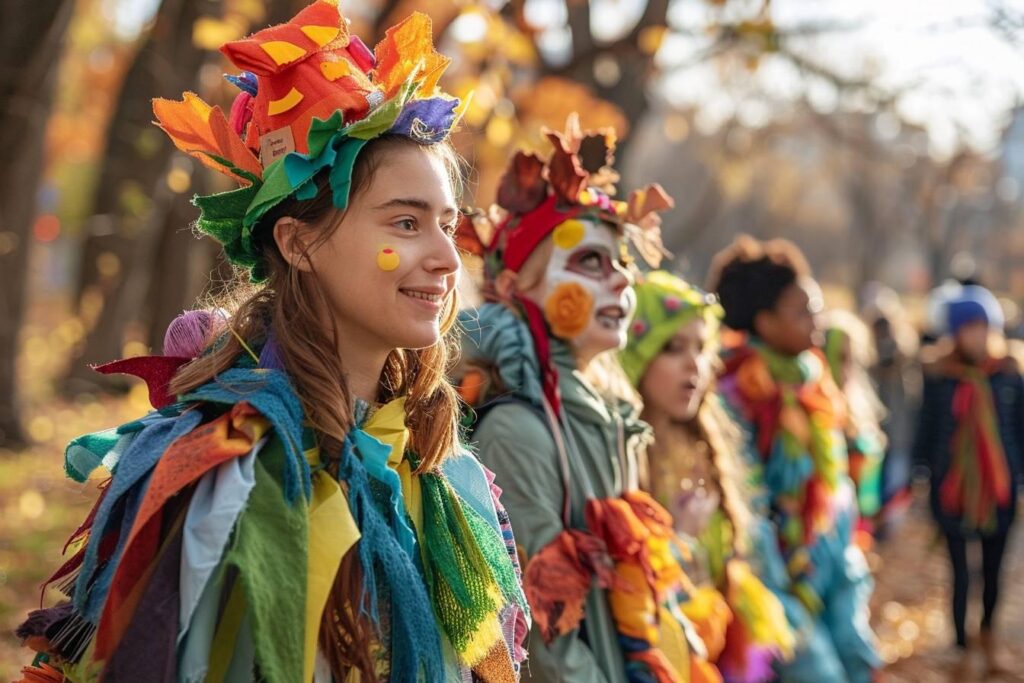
left=224, top=438, right=308, bottom=682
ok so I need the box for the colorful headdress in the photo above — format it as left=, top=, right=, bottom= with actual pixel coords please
left=154, top=0, right=465, bottom=281
left=621, top=270, right=723, bottom=385
left=458, top=113, right=675, bottom=280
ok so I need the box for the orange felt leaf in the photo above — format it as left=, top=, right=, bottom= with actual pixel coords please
left=523, top=529, right=616, bottom=643
left=585, top=497, right=649, bottom=560
left=626, top=183, right=674, bottom=223
left=14, top=662, right=66, bottom=683
left=691, top=654, right=725, bottom=683
left=454, top=212, right=487, bottom=258
left=545, top=129, right=587, bottom=204
left=496, top=151, right=547, bottom=214
left=373, top=12, right=451, bottom=98
left=153, top=93, right=262, bottom=183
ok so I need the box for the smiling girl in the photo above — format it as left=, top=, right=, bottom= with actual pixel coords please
left=16, top=3, right=527, bottom=681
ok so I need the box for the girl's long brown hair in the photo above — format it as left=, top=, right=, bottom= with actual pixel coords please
left=693, top=394, right=752, bottom=557
left=169, top=135, right=465, bottom=681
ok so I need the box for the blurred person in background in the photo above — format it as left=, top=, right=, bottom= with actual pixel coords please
left=707, top=235, right=880, bottom=683
left=860, top=286, right=920, bottom=532
left=820, top=309, right=887, bottom=543
left=913, top=284, right=1021, bottom=675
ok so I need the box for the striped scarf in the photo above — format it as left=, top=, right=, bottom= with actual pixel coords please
left=939, top=360, right=1012, bottom=533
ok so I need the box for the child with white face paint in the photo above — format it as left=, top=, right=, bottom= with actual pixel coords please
left=457, top=116, right=725, bottom=683
left=515, top=216, right=637, bottom=367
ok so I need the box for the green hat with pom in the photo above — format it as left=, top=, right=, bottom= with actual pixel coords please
left=620, top=270, right=723, bottom=386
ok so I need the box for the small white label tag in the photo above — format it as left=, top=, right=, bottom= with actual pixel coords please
left=259, top=127, right=296, bottom=167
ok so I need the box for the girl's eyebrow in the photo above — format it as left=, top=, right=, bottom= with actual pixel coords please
left=373, top=197, right=459, bottom=219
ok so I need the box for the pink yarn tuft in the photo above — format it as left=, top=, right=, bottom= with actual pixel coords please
left=228, top=90, right=254, bottom=137
left=163, top=310, right=219, bottom=359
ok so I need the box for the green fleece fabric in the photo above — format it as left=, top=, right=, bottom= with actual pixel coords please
left=225, top=438, right=308, bottom=682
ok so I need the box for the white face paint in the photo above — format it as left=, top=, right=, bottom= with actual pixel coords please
left=534, top=217, right=636, bottom=362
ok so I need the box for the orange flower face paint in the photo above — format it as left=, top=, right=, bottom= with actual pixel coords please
left=376, top=246, right=400, bottom=271
left=544, top=282, right=594, bottom=339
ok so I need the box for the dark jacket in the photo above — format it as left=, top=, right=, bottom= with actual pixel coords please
left=912, top=352, right=1023, bottom=535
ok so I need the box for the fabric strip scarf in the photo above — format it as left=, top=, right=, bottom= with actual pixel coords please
left=734, top=342, right=843, bottom=548
left=939, top=360, right=1012, bottom=533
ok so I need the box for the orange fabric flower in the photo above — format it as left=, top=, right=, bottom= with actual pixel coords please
left=543, top=282, right=593, bottom=339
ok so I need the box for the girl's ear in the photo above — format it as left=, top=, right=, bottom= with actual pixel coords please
left=272, top=217, right=314, bottom=272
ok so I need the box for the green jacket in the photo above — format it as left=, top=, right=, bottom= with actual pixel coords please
left=460, top=303, right=650, bottom=683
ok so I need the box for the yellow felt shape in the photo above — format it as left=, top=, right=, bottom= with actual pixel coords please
left=268, top=87, right=305, bottom=116
left=153, top=92, right=262, bottom=183
left=552, top=219, right=586, bottom=249
left=260, top=40, right=308, bottom=66
left=656, top=604, right=693, bottom=673
left=303, top=470, right=361, bottom=681
left=320, top=59, right=352, bottom=81
left=301, top=24, right=340, bottom=47
left=680, top=585, right=732, bottom=662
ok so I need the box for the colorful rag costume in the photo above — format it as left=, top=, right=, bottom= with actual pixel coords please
left=718, top=338, right=880, bottom=683
left=456, top=122, right=721, bottom=683
left=914, top=351, right=1019, bottom=537
left=16, top=3, right=529, bottom=681
left=622, top=271, right=795, bottom=683
left=18, top=352, right=527, bottom=682
left=823, top=326, right=884, bottom=529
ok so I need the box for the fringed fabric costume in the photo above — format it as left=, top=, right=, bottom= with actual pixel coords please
left=17, top=2, right=528, bottom=680
left=718, top=338, right=880, bottom=683
left=455, top=119, right=721, bottom=683
left=621, top=271, right=795, bottom=683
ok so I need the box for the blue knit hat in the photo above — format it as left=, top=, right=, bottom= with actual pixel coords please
left=946, top=285, right=1003, bottom=335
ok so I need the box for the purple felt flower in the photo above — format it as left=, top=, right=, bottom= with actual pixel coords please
left=664, top=295, right=681, bottom=312
left=631, top=319, right=648, bottom=336
left=390, top=97, right=459, bottom=144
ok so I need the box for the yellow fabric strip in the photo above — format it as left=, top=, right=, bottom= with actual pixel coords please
left=303, top=470, right=361, bottom=681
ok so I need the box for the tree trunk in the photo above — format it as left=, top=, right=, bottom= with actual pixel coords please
left=66, top=0, right=305, bottom=391
left=65, top=0, right=216, bottom=392
left=0, top=0, right=74, bottom=447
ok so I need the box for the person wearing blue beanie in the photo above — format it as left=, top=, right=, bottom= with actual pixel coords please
left=914, top=283, right=1019, bottom=675
left=946, top=285, right=1004, bottom=338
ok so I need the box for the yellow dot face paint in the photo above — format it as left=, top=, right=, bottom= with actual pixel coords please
left=377, top=247, right=400, bottom=271
left=552, top=219, right=586, bottom=250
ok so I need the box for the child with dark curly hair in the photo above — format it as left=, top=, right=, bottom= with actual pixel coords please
left=708, top=236, right=880, bottom=683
